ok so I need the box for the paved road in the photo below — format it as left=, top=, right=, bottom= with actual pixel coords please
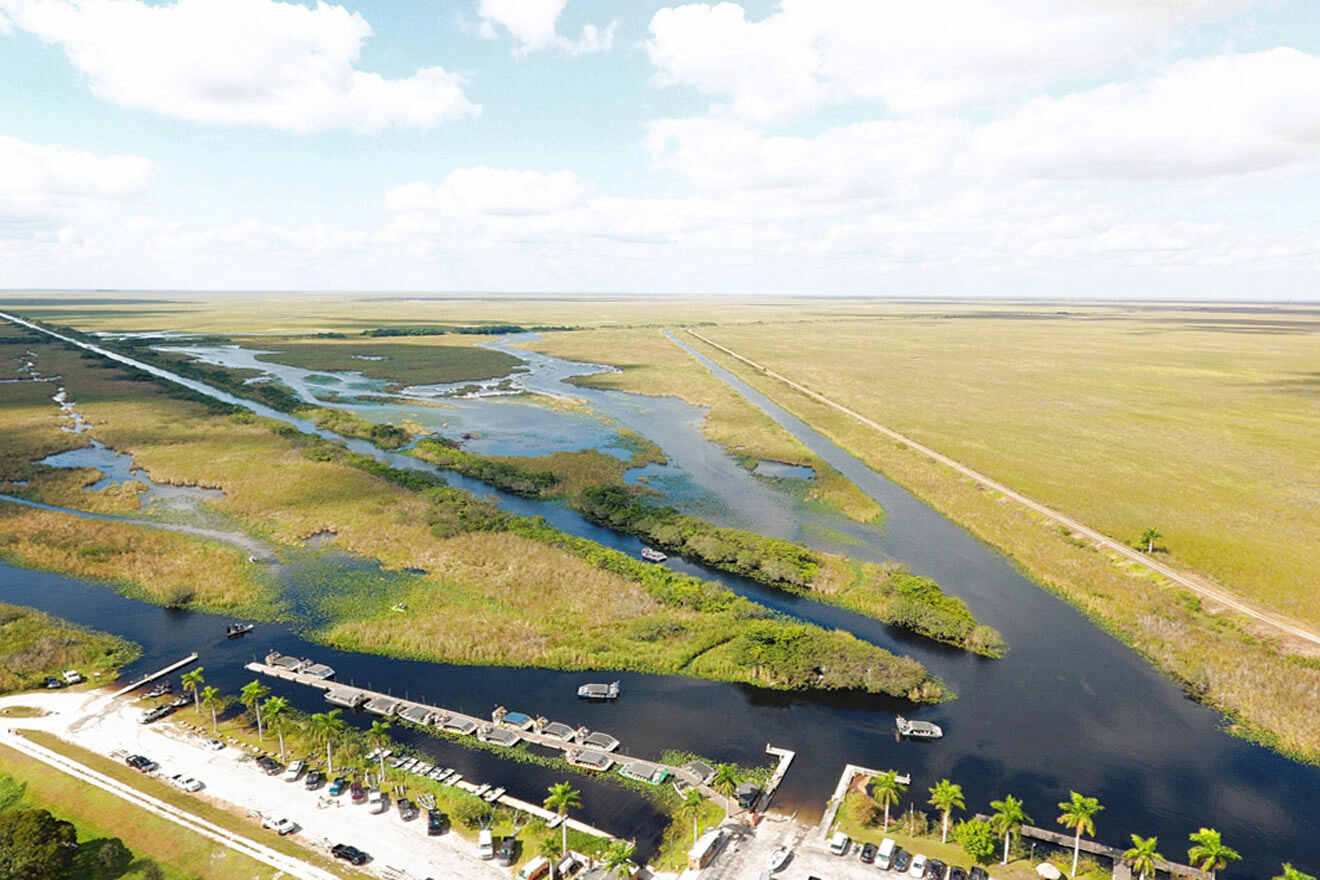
left=683, top=328, right=1320, bottom=653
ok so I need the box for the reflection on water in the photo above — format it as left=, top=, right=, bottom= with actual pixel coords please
left=753, top=460, right=815, bottom=481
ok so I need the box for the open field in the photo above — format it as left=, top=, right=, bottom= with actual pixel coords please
left=0, top=602, right=139, bottom=694
left=0, top=742, right=271, bottom=879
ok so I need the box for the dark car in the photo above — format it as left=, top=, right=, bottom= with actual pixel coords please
left=893, top=848, right=911, bottom=873
left=349, top=781, right=365, bottom=803
left=303, top=769, right=325, bottom=790
left=859, top=842, right=877, bottom=863
left=44, top=677, right=65, bottom=689
left=427, top=809, right=449, bottom=836
left=925, top=859, right=946, bottom=880
left=125, top=755, right=158, bottom=773
left=331, top=844, right=369, bottom=866
left=255, top=756, right=283, bottom=775
left=397, top=798, right=418, bottom=821
left=948, top=867, right=968, bottom=880
left=328, top=776, right=349, bottom=796
left=969, top=868, right=988, bottom=880
left=496, top=836, right=516, bottom=866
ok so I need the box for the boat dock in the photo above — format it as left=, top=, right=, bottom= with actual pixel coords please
left=243, top=661, right=727, bottom=804
left=973, top=815, right=1212, bottom=880
left=818, top=764, right=910, bottom=837
left=754, top=744, right=796, bottom=813
left=111, top=653, right=199, bottom=699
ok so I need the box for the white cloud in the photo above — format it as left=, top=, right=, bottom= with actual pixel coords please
left=1, top=0, right=479, bottom=131
left=386, top=167, right=586, bottom=217
left=476, top=0, right=615, bottom=56
left=646, top=0, right=1248, bottom=121
left=973, top=48, right=1320, bottom=179
left=0, top=135, right=152, bottom=237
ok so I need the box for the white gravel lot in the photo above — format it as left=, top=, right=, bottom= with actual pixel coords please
left=0, top=688, right=508, bottom=880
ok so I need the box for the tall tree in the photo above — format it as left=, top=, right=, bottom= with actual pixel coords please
left=711, top=763, right=739, bottom=804
left=180, top=667, right=204, bottom=714
left=540, top=836, right=564, bottom=880
left=1056, top=791, right=1104, bottom=879
left=544, top=782, right=583, bottom=866
left=369, top=720, right=392, bottom=780
left=307, top=709, right=347, bottom=775
left=0, top=808, right=77, bottom=880
left=928, top=779, right=965, bottom=844
left=262, top=696, right=290, bottom=762
left=676, top=789, right=707, bottom=846
left=602, top=840, right=635, bottom=878
left=988, top=794, right=1032, bottom=866
left=200, top=685, right=222, bottom=734
left=1124, top=834, right=1163, bottom=880
left=1140, top=527, right=1162, bottom=553
left=1187, top=827, right=1241, bottom=879
left=871, top=770, right=907, bottom=832
left=239, top=680, right=270, bottom=742
left=1273, top=864, right=1317, bottom=880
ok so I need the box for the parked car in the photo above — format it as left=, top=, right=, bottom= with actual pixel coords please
left=350, top=781, right=366, bottom=804
left=479, top=828, right=494, bottom=860
left=367, top=789, right=388, bottom=814
left=303, top=769, right=325, bottom=790
left=331, top=844, right=369, bottom=865
left=125, top=755, right=158, bottom=773
left=893, top=848, right=912, bottom=874
left=261, top=816, right=298, bottom=836
left=859, top=842, right=877, bottom=863
left=62, top=670, right=84, bottom=685
left=877, top=838, right=896, bottom=870
left=397, top=798, right=418, bottom=821
left=908, top=854, right=927, bottom=879
left=948, top=867, right=968, bottom=880
left=282, top=760, right=305, bottom=782
left=169, top=774, right=204, bottom=792
left=969, top=868, right=989, bottom=880
left=203, top=738, right=225, bottom=751
left=255, top=756, right=283, bottom=775
left=44, top=677, right=64, bottom=689
left=496, top=836, right=516, bottom=866
left=427, top=808, right=449, bottom=836
left=828, top=831, right=851, bottom=856
left=328, top=776, right=349, bottom=796
left=924, top=859, right=946, bottom=880
left=139, top=706, right=171, bottom=724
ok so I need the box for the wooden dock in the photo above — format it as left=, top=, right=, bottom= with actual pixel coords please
left=754, top=744, right=795, bottom=814
left=973, top=814, right=1211, bottom=880
left=244, top=661, right=727, bottom=810
left=111, top=654, right=198, bottom=699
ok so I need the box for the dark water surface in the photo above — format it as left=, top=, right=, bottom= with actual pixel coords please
left=2, top=314, right=1317, bottom=876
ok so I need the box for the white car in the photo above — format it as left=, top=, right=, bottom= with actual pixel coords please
left=367, top=789, right=388, bottom=815
left=282, top=760, right=305, bottom=782
left=909, top=854, right=928, bottom=878
left=170, top=774, right=204, bottom=792
left=261, top=816, right=298, bottom=835
left=203, top=738, right=225, bottom=751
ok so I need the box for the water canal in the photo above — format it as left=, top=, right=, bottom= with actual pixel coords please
left=1, top=313, right=1317, bottom=876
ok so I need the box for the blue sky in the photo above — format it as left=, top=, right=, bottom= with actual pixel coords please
left=1, top=0, right=1318, bottom=296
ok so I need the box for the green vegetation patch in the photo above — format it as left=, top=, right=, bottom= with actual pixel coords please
left=247, top=339, right=525, bottom=387
left=0, top=602, right=139, bottom=694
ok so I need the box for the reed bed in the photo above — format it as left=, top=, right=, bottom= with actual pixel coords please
left=0, top=602, right=139, bottom=694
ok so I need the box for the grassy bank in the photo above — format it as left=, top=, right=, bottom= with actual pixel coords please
left=243, top=337, right=526, bottom=387
left=0, top=602, right=139, bottom=694
left=687, top=327, right=1320, bottom=762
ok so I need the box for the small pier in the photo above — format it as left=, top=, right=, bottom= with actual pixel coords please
left=111, top=653, right=199, bottom=699
left=974, top=815, right=1212, bottom=880
left=754, top=744, right=796, bottom=813
left=243, top=661, right=727, bottom=803
left=819, top=763, right=909, bottom=837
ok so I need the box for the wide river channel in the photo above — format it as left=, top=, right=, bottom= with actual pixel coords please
left=1, top=314, right=1317, bottom=876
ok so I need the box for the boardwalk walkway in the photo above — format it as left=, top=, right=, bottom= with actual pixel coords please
left=112, top=654, right=199, bottom=699
left=973, top=815, right=1211, bottom=880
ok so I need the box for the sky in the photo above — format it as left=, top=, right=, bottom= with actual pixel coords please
left=1, top=0, right=1318, bottom=297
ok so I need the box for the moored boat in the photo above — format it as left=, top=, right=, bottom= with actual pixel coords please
left=577, top=681, right=620, bottom=701
left=226, top=622, right=254, bottom=638
left=895, top=715, right=943, bottom=739
left=768, top=846, right=792, bottom=873
left=640, top=546, right=667, bottom=563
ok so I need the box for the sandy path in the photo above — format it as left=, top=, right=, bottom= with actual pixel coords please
left=684, top=328, right=1320, bottom=652
left=0, top=690, right=507, bottom=880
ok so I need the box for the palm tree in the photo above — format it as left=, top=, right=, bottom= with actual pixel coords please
left=711, top=763, right=739, bottom=812
left=989, top=794, right=1032, bottom=866
left=200, top=686, right=222, bottom=734
left=601, top=840, right=635, bottom=878
left=1140, top=527, right=1162, bottom=553
left=1274, top=864, right=1316, bottom=880
left=676, top=789, right=706, bottom=846
left=1124, top=834, right=1163, bottom=880
left=262, top=696, right=290, bottom=761
left=1187, top=827, right=1241, bottom=879
left=369, top=720, right=392, bottom=779
left=307, top=709, right=347, bottom=775
left=871, top=770, right=907, bottom=832
left=239, top=680, right=270, bottom=742
left=180, top=667, right=204, bottom=714
left=540, top=836, right=564, bottom=880
left=927, top=779, right=964, bottom=844
left=544, top=782, right=582, bottom=864
left=1056, top=791, right=1104, bottom=879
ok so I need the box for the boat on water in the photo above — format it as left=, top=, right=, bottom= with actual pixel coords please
left=895, top=715, right=943, bottom=739
left=577, top=681, right=620, bottom=701
left=639, top=546, right=667, bottom=563
left=768, top=846, right=792, bottom=873
left=144, top=682, right=171, bottom=698
left=225, top=622, right=254, bottom=638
